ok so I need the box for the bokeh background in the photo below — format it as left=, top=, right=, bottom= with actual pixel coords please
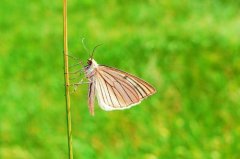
left=1, top=0, right=240, bottom=158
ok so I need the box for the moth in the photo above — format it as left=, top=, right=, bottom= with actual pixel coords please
left=71, top=45, right=156, bottom=116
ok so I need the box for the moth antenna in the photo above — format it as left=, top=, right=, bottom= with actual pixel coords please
left=90, top=44, right=103, bottom=59
left=82, top=38, right=91, bottom=57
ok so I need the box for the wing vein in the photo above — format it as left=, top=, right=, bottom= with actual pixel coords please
left=101, top=70, right=142, bottom=99
left=98, top=74, right=112, bottom=106
left=126, top=77, right=149, bottom=97
left=98, top=73, right=119, bottom=107
left=98, top=78, right=108, bottom=105
left=105, top=81, right=114, bottom=107
left=100, top=65, right=155, bottom=93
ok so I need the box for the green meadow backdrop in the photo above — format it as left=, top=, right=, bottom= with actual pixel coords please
left=0, top=0, right=240, bottom=158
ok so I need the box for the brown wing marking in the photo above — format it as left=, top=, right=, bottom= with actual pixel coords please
left=95, top=69, right=141, bottom=108
left=99, top=66, right=156, bottom=100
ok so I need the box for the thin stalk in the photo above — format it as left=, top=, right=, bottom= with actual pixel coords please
left=63, top=0, right=73, bottom=158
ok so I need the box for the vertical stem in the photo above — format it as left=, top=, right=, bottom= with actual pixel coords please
left=63, top=0, right=73, bottom=158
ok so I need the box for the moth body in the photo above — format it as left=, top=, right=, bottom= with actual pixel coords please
left=84, top=59, right=98, bottom=78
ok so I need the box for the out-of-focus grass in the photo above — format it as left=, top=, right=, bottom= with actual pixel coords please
left=0, top=0, right=240, bottom=158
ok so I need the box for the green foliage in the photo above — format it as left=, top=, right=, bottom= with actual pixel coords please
left=0, top=0, right=240, bottom=158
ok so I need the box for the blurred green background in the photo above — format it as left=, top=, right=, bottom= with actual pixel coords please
left=1, top=0, right=240, bottom=158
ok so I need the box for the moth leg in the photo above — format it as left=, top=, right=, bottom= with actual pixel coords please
left=66, top=54, right=81, bottom=61
left=70, top=84, right=78, bottom=94
left=69, top=77, right=84, bottom=81
left=69, top=60, right=84, bottom=68
left=68, top=79, right=92, bottom=93
left=68, top=79, right=91, bottom=86
left=67, top=69, right=84, bottom=74
left=69, top=81, right=82, bottom=94
left=69, top=63, right=81, bottom=68
left=72, top=81, right=91, bottom=85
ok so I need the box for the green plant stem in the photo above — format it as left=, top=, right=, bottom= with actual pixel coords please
left=63, top=0, right=73, bottom=158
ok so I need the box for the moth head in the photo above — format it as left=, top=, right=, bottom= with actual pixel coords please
left=86, top=58, right=98, bottom=68
left=87, top=59, right=92, bottom=65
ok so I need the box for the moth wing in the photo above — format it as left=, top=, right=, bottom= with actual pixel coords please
left=94, top=65, right=156, bottom=111
left=88, top=81, right=95, bottom=116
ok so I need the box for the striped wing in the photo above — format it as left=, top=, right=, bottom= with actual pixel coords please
left=88, top=81, right=95, bottom=116
left=94, top=65, right=156, bottom=111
